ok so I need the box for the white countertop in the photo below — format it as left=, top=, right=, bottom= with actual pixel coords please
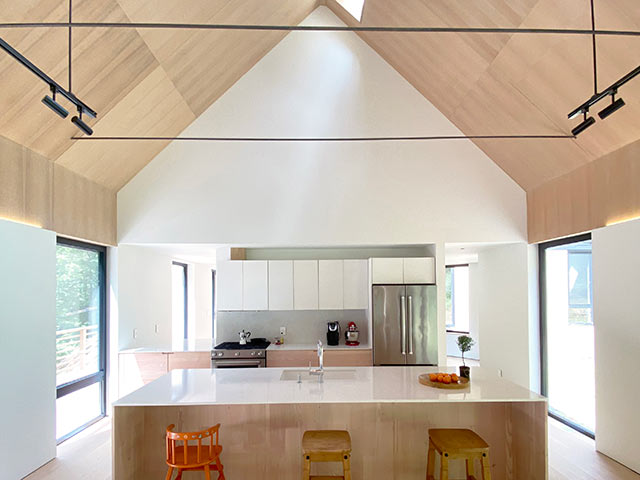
left=267, top=343, right=370, bottom=351
left=120, top=339, right=214, bottom=354
left=113, top=366, right=546, bottom=407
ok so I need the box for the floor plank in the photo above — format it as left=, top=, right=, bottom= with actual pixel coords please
left=24, top=415, right=639, bottom=480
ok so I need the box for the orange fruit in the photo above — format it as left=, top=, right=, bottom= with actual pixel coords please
left=436, top=374, right=444, bottom=382
left=451, top=374, right=459, bottom=382
left=443, top=375, right=452, bottom=384
left=429, top=373, right=437, bottom=382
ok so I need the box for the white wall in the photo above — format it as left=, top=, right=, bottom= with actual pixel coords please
left=117, top=7, right=526, bottom=247
left=0, top=220, right=56, bottom=478
left=593, top=218, right=640, bottom=473
left=477, top=243, right=535, bottom=388
left=118, top=245, right=215, bottom=349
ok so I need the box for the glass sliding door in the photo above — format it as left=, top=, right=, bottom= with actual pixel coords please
left=172, top=261, right=188, bottom=348
left=56, top=238, right=106, bottom=442
left=540, top=234, right=595, bottom=436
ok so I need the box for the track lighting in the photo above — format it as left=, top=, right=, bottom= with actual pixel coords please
left=571, top=112, right=595, bottom=136
left=41, top=86, right=68, bottom=119
left=71, top=109, right=93, bottom=136
left=598, top=93, right=625, bottom=120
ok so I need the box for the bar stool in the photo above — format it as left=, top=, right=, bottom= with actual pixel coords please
left=426, top=428, right=491, bottom=480
left=165, top=424, right=225, bottom=480
left=302, top=430, right=352, bottom=480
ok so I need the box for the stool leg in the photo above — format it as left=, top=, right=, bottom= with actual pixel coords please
left=175, top=470, right=183, bottom=480
left=343, top=453, right=352, bottom=480
left=481, top=452, right=492, bottom=480
left=165, top=467, right=174, bottom=480
left=204, top=464, right=211, bottom=480
left=302, top=454, right=311, bottom=480
left=440, top=453, right=449, bottom=480
left=426, top=441, right=435, bottom=480
left=466, top=458, right=476, bottom=480
left=216, top=456, right=226, bottom=480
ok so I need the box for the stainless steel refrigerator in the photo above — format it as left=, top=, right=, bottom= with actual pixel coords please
left=373, top=285, right=438, bottom=365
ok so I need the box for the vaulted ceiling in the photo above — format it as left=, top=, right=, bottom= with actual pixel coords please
left=0, top=0, right=638, bottom=192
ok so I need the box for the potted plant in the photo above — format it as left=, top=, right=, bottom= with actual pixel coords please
left=456, top=335, right=475, bottom=379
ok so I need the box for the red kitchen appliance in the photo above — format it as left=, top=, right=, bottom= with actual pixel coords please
left=345, top=321, right=360, bottom=346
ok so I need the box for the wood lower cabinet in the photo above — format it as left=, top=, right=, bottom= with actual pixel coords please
left=266, top=349, right=372, bottom=367
left=119, top=351, right=212, bottom=397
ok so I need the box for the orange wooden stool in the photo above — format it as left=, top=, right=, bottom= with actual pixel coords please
left=426, top=429, right=491, bottom=480
left=302, top=430, right=352, bottom=480
left=165, top=424, right=225, bottom=480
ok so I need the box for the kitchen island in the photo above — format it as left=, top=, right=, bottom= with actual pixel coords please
left=113, top=366, right=547, bottom=479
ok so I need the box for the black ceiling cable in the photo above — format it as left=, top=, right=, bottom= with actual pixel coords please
left=568, top=0, right=638, bottom=135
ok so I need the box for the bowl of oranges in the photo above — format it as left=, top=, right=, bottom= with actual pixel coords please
left=418, top=372, right=470, bottom=389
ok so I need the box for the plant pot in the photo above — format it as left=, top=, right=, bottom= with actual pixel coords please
left=459, top=365, right=470, bottom=379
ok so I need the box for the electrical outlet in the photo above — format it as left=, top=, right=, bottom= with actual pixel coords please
left=154, top=324, right=159, bottom=334
left=133, top=328, right=138, bottom=339
left=280, top=326, right=287, bottom=336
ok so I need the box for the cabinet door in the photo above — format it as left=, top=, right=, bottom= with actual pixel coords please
left=403, top=257, right=435, bottom=284
left=242, top=261, right=268, bottom=310
left=167, top=352, right=211, bottom=371
left=343, top=259, right=368, bottom=309
left=319, top=260, right=344, bottom=309
left=293, top=260, right=319, bottom=310
left=217, top=261, right=243, bottom=311
left=371, top=257, right=404, bottom=284
left=268, top=260, right=294, bottom=310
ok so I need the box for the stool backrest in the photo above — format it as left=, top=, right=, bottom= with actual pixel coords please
left=165, top=424, right=220, bottom=467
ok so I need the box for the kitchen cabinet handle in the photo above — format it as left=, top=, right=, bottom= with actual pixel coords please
left=408, top=295, right=413, bottom=355
left=400, top=295, right=406, bottom=355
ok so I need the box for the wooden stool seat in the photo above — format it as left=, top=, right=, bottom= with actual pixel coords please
left=426, top=429, right=491, bottom=480
left=302, top=430, right=352, bottom=480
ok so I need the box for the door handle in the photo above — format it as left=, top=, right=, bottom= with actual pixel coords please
left=400, top=295, right=406, bottom=355
left=408, top=295, right=413, bottom=355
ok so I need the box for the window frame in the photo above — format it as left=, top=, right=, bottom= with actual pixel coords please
left=538, top=232, right=594, bottom=439
left=55, top=237, right=107, bottom=444
left=172, top=261, right=189, bottom=340
left=445, top=263, right=470, bottom=334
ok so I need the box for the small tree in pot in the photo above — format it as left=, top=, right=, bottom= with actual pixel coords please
left=456, top=335, right=475, bottom=379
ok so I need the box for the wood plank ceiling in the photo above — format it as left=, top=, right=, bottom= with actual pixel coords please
left=0, top=0, right=638, bottom=192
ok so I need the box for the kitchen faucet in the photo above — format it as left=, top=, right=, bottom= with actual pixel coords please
left=309, top=340, right=324, bottom=382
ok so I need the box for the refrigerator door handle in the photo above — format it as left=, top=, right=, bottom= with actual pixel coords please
left=408, top=295, right=413, bottom=355
left=400, top=295, right=406, bottom=355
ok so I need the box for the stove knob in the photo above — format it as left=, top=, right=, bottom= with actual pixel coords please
left=218, top=352, right=223, bottom=357
left=234, top=352, right=240, bottom=357
left=257, top=351, right=263, bottom=356
left=250, top=351, right=256, bottom=356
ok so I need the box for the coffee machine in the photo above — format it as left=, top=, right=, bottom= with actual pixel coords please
left=327, top=322, right=340, bottom=346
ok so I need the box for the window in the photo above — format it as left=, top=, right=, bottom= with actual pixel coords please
left=445, top=265, right=470, bottom=333
left=172, top=262, right=188, bottom=345
left=540, top=235, right=594, bottom=437
left=211, top=269, right=217, bottom=338
left=336, top=0, right=365, bottom=21
left=56, top=238, right=106, bottom=442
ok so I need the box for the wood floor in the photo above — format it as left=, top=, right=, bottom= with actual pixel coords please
left=25, top=414, right=639, bottom=480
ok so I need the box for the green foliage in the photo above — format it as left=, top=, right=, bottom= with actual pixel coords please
left=456, top=334, right=475, bottom=366
left=56, top=245, right=100, bottom=331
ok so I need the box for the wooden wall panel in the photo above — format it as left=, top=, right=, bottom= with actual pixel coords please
left=0, top=135, right=117, bottom=245
left=527, top=138, right=640, bottom=243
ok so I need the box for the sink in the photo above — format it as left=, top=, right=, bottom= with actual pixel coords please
left=280, top=369, right=357, bottom=382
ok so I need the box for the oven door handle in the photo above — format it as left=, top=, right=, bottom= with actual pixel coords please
left=212, top=359, right=264, bottom=368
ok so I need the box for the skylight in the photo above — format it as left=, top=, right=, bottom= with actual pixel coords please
left=337, top=0, right=365, bottom=22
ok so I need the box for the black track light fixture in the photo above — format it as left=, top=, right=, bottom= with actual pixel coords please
left=571, top=111, right=596, bottom=136
left=71, top=108, right=93, bottom=136
left=598, top=92, right=626, bottom=120
left=41, top=86, right=69, bottom=119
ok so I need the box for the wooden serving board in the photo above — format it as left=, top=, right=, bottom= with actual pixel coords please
left=418, top=374, right=470, bottom=390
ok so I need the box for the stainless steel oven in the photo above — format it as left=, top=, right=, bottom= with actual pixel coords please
left=210, top=357, right=265, bottom=368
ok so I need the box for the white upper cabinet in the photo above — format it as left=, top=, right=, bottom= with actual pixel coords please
left=318, top=260, right=344, bottom=310
left=343, top=259, right=368, bottom=309
left=242, top=261, right=268, bottom=310
left=217, top=261, right=243, bottom=311
left=371, top=258, right=404, bottom=284
left=268, top=260, right=294, bottom=311
left=371, top=257, right=435, bottom=284
left=293, top=260, right=319, bottom=310
left=403, top=257, right=435, bottom=284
